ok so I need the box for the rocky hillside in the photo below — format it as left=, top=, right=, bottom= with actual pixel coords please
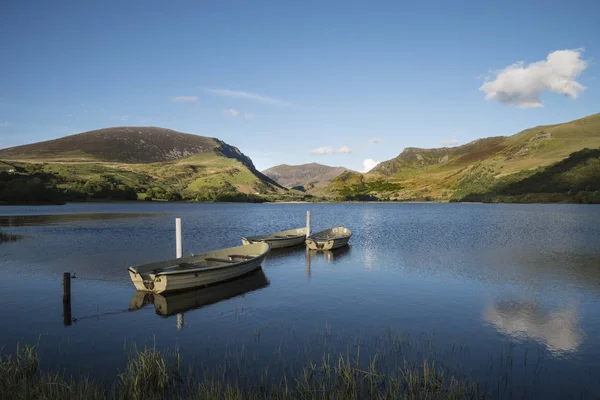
left=0, top=127, right=284, bottom=203
left=326, top=112, right=600, bottom=202
left=262, top=163, right=349, bottom=191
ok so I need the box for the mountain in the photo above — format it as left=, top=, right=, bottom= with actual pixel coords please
left=0, top=127, right=284, bottom=203
left=262, top=163, right=350, bottom=191
left=326, top=113, right=600, bottom=202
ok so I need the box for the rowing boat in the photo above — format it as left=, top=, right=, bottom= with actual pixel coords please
left=128, top=242, right=270, bottom=294
left=305, top=227, right=352, bottom=250
left=242, top=227, right=307, bottom=249
left=128, top=269, right=270, bottom=316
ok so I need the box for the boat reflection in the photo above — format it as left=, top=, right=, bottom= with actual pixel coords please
left=129, top=269, right=270, bottom=317
left=484, top=299, right=583, bottom=354
left=268, top=245, right=307, bottom=259
left=305, top=246, right=352, bottom=278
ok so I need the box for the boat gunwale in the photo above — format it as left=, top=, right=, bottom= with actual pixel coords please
left=128, top=243, right=270, bottom=277
left=242, top=234, right=305, bottom=242
left=242, top=227, right=307, bottom=242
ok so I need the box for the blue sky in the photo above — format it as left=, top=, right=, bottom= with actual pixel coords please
left=1, top=0, right=598, bottom=172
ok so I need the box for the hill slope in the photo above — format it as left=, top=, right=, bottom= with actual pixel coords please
left=262, top=162, right=350, bottom=191
left=0, top=127, right=284, bottom=203
left=326, top=113, right=600, bottom=201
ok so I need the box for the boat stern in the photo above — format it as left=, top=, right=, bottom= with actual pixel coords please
left=128, top=269, right=168, bottom=293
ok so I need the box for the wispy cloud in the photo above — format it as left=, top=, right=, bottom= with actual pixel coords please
left=363, top=159, right=380, bottom=172
left=480, top=49, right=588, bottom=108
left=172, top=96, right=198, bottom=103
left=370, top=137, right=381, bottom=144
left=224, top=108, right=240, bottom=117
left=311, top=146, right=352, bottom=155
left=244, top=111, right=255, bottom=119
left=439, top=139, right=459, bottom=146
left=206, top=89, right=290, bottom=106
left=1, top=121, right=9, bottom=127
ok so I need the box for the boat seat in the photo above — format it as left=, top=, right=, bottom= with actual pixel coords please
left=205, top=257, right=237, bottom=264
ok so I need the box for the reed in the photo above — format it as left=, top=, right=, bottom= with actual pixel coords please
left=0, top=230, right=23, bottom=243
left=0, top=339, right=483, bottom=400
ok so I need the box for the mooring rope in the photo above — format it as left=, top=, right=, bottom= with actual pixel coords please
left=71, top=274, right=128, bottom=283
left=72, top=308, right=133, bottom=323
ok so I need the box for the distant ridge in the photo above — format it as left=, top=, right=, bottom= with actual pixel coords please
left=262, top=162, right=350, bottom=191
left=1, top=126, right=223, bottom=164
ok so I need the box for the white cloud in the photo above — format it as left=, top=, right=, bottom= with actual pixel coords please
left=370, top=137, right=381, bottom=144
left=480, top=49, right=588, bottom=108
left=439, top=139, right=459, bottom=146
left=311, top=146, right=353, bottom=155
left=244, top=111, right=255, bottom=119
left=224, top=108, right=240, bottom=117
left=172, top=96, right=198, bottom=102
left=1, top=121, right=9, bottom=127
left=206, top=89, right=290, bottom=106
left=363, top=159, right=380, bottom=172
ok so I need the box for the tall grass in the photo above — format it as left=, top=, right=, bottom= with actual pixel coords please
left=0, top=230, right=23, bottom=243
left=0, top=337, right=484, bottom=400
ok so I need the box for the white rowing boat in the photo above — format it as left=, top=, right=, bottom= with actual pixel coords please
left=128, top=242, right=270, bottom=294
left=305, top=227, right=352, bottom=250
left=242, top=227, right=307, bottom=249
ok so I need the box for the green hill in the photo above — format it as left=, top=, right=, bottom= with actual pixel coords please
left=460, top=148, right=600, bottom=203
left=326, top=112, right=600, bottom=202
left=0, top=127, right=284, bottom=204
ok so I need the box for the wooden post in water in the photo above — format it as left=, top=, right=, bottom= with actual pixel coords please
left=305, top=248, right=311, bottom=279
left=306, top=211, right=311, bottom=237
left=175, top=218, right=184, bottom=329
left=62, top=272, right=72, bottom=326
left=176, top=218, right=182, bottom=258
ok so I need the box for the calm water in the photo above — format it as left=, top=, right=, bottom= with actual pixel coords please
left=2, top=203, right=600, bottom=398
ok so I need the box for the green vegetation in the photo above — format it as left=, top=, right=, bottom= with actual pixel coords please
left=324, top=113, right=600, bottom=203
left=0, top=171, right=66, bottom=205
left=1, top=333, right=487, bottom=400
left=328, top=172, right=403, bottom=201
left=460, top=148, right=600, bottom=203
left=0, top=127, right=286, bottom=205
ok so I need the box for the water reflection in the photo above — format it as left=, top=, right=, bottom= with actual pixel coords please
left=0, top=213, right=157, bottom=227
left=305, top=246, right=352, bottom=278
left=129, top=269, right=269, bottom=317
left=484, top=299, right=583, bottom=354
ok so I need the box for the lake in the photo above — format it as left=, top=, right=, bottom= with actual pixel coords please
left=1, top=202, right=600, bottom=398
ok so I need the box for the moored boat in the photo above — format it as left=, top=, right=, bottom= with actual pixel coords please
left=305, top=227, right=352, bottom=250
left=128, top=242, right=270, bottom=294
left=129, top=269, right=270, bottom=316
left=242, top=227, right=306, bottom=249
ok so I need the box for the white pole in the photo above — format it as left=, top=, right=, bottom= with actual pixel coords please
left=306, top=211, right=311, bottom=237
left=176, top=218, right=182, bottom=259
left=176, top=217, right=184, bottom=329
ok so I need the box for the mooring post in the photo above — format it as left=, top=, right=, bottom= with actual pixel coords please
left=176, top=217, right=182, bottom=258
left=306, top=248, right=311, bottom=279
left=306, top=211, right=311, bottom=237
left=62, top=272, right=72, bottom=326
left=175, top=217, right=184, bottom=329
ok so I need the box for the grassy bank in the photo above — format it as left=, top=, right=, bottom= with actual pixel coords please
left=1, top=339, right=483, bottom=400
